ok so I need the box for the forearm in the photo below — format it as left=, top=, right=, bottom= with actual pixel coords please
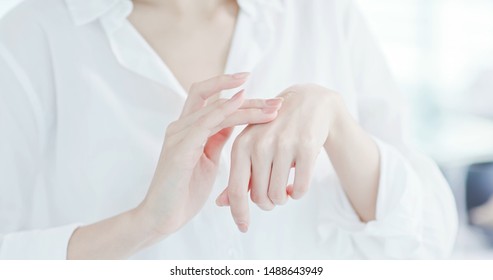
left=324, top=108, right=380, bottom=222
left=67, top=206, right=162, bottom=259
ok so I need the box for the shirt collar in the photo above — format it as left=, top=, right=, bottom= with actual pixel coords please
left=65, top=0, right=284, bottom=26
left=64, top=0, right=284, bottom=91
left=65, top=0, right=122, bottom=26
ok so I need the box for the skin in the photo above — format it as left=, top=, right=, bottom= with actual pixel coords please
left=68, top=74, right=283, bottom=259
left=68, top=0, right=381, bottom=258
left=128, top=0, right=239, bottom=94
left=68, top=0, right=245, bottom=259
left=216, top=85, right=380, bottom=232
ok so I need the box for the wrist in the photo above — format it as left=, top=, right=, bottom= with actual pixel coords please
left=324, top=94, right=355, bottom=151
left=130, top=202, right=169, bottom=243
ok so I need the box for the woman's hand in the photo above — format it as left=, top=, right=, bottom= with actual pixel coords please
left=68, top=73, right=284, bottom=259
left=216, top=83, right=380, bottom=233
left=138, top=73, right=283, bottom=237
left=215, top=84, right=342, bottom=232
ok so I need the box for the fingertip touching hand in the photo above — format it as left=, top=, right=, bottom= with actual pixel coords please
left=216, top=84, right=341, bottom=233
left=140, top=73, right=284, bottom=236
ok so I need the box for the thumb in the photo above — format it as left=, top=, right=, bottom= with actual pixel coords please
left=203, top=127, right=234, bottom=164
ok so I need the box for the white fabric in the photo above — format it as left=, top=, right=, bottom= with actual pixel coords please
left=0, top=0, right=458, bottom=259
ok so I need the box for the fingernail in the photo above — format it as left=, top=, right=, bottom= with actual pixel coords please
left=237, top=223, right=249, bottom=233
left=230, top=90, right=244, bottom=101
left=262, top=107, right=279, bottom=114
left=216, top=199, right=224, bottom=207
left=232, top=72, right=250, bottom=79
left=266, top=98, right=283, bottom=106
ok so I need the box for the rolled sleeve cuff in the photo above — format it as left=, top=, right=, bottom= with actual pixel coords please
left=331, top=136, right=422, bottom=233
left=0, top=223, right=81, bottom=260
left=367, top=137, right=423, bottom=234
left=323, top=135, right=457, bottom=258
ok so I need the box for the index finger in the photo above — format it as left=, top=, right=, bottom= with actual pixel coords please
left=181, top=73, right=250, bottom=117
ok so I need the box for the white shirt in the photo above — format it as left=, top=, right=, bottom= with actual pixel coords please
left=0, top=0, right=458, bottom=259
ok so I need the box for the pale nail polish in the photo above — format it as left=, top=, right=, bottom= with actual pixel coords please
left=262, top=107, right=279, bottom=114
left=237, top=223, right=249, bottom=233
left=230, top=90, right=244, bottom=101
left=266, top=98, right=283, bottom=106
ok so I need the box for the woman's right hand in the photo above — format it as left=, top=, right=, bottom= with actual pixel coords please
left=67, top=73, right=282, bottom=259
left=137, top=73, right=283, bottom=237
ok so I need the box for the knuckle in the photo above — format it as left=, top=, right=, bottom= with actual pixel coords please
left=268, top=189, right=287, bottom=205
left=250, top=189, right=265, bottom=204
left=234, top=134, right=253, bottom=149
left=253, top=141, right=270, bottom=156
left=275, top=139, right=292, bottom=152
left=297, top=139, right=319, bottom=153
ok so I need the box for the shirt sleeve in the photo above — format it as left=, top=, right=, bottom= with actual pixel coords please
left=325, top=0, right=458, bottom=259
left=0, top=225, right=81, bottom=260
left=0, top=11, right=80, bottom=259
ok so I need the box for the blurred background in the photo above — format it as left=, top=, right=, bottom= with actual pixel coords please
left=1, top=0, right=492, bottom=259
left=356, top=0, right=493, bottom=259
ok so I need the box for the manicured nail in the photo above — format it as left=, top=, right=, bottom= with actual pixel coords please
left=266, top=98, right=283, bottom=106
left=262, top=107, right=279, bottom=114
left=230, top=90, right=244, bottom=101
left=232, top=72, right=250, bottom=79
left=237, top=223, right=249, bottom=233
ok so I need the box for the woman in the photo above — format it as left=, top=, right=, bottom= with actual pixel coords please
left=0, top=0, right=458, bottom=259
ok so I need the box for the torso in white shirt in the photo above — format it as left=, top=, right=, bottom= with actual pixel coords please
left=0, top=0, right=458, bottom=259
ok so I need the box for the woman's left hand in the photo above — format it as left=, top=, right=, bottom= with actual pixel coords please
left=216, top=84, right=345, bottom=232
